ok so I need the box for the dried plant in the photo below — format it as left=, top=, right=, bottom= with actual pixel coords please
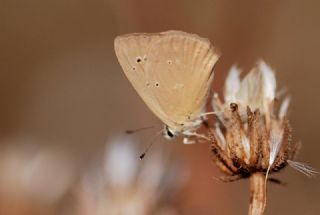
left=209, top=61, right=317, bottom=215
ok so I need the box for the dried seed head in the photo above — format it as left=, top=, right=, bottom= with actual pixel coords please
left=210, top=61, right=316, bottom=180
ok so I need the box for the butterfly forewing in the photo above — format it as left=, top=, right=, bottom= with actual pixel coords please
left=114, top=34, right=158, bottom=90
left=114, top=34, right=166, bottom=118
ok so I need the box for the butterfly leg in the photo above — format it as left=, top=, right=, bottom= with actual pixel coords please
left=183, top=137, right=196, bottom=144
left=182, top=131, right=209, bottom=144
left=183, top=131, right=209, bottom=141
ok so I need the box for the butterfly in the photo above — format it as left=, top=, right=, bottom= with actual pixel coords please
left=114, top=30, right=220, bottom=144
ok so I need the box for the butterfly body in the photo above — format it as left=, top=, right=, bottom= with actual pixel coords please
left=114, top=31, right=219, bottom=143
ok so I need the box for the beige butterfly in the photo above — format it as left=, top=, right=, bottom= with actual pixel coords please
left=114, top=30, right=220, bottom=144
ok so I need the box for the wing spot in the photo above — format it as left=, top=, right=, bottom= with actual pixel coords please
left=146, top=82, right=150, bottom=87
left=144, top=56, right=147, bottom=61
left=132, top=66, right=136, bottom=70
left=155, top=82, right=160, bottom=87
left=167, top=60, right=172, bottom=65
left=136, top=56, right=142, bottom=63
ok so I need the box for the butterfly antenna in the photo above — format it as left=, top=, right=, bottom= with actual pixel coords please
left=139, top=129, right=164, bottom=160
left=125, top=125, right=155, bottom=134
left=198, top=111, right=222, bottom=129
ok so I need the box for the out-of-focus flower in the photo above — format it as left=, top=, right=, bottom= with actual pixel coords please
left=210, top=61, right=317, bottom=181
left=76, top=135, right=187, bottom=215
left=0, top=137, right=76, bottom=214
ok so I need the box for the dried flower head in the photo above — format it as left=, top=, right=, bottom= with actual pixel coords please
left=210, top=61, right=317, bottom=181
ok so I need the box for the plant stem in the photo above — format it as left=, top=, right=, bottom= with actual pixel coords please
left=248, top=172, right=267, bottom=215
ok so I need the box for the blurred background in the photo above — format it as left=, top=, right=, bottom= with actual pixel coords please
left=1, top=0, right=320, bottom=214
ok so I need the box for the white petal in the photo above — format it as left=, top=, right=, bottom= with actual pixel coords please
left=241, top=136, right=250, bottom=159
left=259, top=60, right=276, bottom=100
left=268, top=125, right=284, bottom=166
left=279, top=96, right=291, bottom=119
left=224, top=65, right=241, bottom=103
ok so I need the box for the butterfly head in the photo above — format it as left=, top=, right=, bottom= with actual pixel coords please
left=163, top=125, right=178, bottom=140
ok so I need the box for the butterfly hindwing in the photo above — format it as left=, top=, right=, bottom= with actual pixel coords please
left=145, top=31, right=219, bottom=130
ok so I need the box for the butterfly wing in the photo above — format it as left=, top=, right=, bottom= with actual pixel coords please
left=114, top=31, right=219, bottom=132
left=145, top=31, right=220, bottom=131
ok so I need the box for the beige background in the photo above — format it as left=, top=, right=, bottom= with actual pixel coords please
left=1, top=0, right=319, bottom=214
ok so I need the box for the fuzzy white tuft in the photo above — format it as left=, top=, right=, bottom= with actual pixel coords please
left=288, top=160, right=319, bottom=177
left=224, top=66, right=241, bottom=103
left=259, top=61, right=276, bottom=101
left=221, top=61, right=278, bottom=115
left=238, top=68, right=264, bottom=111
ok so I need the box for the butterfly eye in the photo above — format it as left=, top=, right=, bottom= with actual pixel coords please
left=167, top=129, right=174, bottom=138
